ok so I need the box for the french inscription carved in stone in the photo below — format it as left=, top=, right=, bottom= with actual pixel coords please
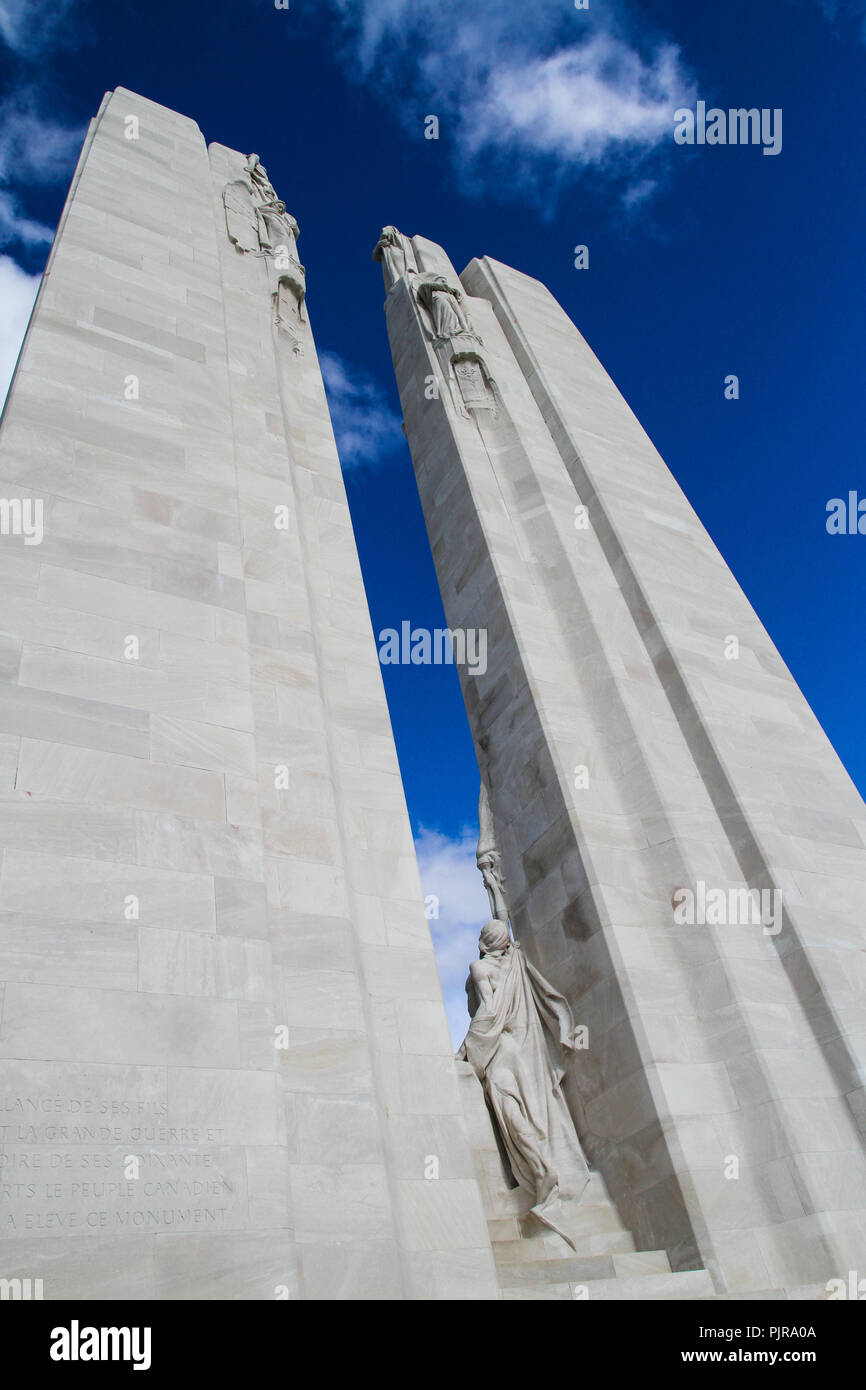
left=0, top=1085, right=239, bottom=1236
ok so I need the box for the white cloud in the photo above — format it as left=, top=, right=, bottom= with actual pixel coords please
left=621, top=176, right=658, bottom=212
left=819, top=0, right=866, bottom=41
left=0, top=253, right=39, bottom=413
left=0, top=93, right=84, bottom=186
left=329, top=0, right=695, bottom=202
left=0, top=92, right=81, bottom=253
left=0, top=189, right=52, bottom=247
left=463, top=37, right=686, bottom=171
left=0, top=0, right=83, bottom=56
left=320, top=349, right=404, bottom=470
left=414, top=824, right=490, bottom=1049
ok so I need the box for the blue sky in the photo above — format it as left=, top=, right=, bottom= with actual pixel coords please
left=1, top=0, right=864, bottom=1043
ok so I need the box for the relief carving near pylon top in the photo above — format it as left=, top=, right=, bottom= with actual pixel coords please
left=223, top=154, right=306, bottom=353
left=372, top=225, right=420, bottom=291
left=372, top=224, right=481, bottom=347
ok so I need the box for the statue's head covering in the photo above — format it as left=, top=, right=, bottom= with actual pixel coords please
left=479, top=919, right=510, bottom=955
left=372, top=226, right=399, bottom=261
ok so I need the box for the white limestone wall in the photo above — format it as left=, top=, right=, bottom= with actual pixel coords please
left=464, top=256, right=866, bottom=1294
left=382, top=235, right=866, bottom=1295
left=0, top=89, right=496, bottom=1300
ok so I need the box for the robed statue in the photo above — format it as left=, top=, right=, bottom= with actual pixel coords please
left=413, top=273, right=474, bottom=340
left=458, top=782, right=590, bottom=1242
left=223, top=155, right=304, bottom=278
left=372, top=225, right=419, bottom=291
left=222, top=155, right=306, bottom=348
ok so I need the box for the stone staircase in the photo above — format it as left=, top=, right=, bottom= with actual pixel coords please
left=457, top=1061, right=716, bottom=1301
left=486, top=1172, right=716, bottom=1301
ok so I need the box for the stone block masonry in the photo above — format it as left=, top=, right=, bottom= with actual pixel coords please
left=377, top=227, right=866, bottom=1298
left=0, top=90, right=498, bottom=1301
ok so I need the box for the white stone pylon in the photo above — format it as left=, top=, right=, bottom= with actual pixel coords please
left=376, top=229, right=866, bottom=1298
left=0, top=91, right=499, bottom=1301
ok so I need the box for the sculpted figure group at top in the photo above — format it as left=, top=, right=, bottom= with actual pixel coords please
left=373, top=224, right=475, bottom=342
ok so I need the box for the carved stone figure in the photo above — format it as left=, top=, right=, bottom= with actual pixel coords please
left=274, top=276, right=305, bottom=353
left=460, top=781, right=590, bottom=1243
left=245, top=152, right=278, bottom=204
left=414, top=273, right=474, bottom=339
left=458, top=919, right=590, bottom=1243
left=223, top=178, right=260, bottom=254
left=223, top=155, right=306, bottom=346
left=372, top=225, right=419, bottom=291
left=224, top=155, right=304, bottom=274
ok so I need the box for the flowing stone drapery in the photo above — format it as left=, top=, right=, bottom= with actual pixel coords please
left=222, top=153, right=306, bottom=349
left=458, top=918, right=590, bottom=1241
left=372, top=225, right=419, bottom=291
left=414, top=273, right=474, bottom=339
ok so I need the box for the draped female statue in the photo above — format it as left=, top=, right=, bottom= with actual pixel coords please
left=459, top=783, right=590, bottom=1240
left=458, top=919, right=589, bottom=1236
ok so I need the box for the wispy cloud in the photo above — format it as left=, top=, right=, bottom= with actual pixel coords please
left=0, top=92, right=84, bottom=186
left=0, top=0, right=85, bottom=57
left=0, top=0, right=87, bottom=259
left=0, top=91, right=82, bottom=257
left=414, top=824, right=490, bottom=1049
left=0, top=189, right=52, bottom=247
left=320, top=349, right=405, bottom=471
left=0, top=253, right=38, bottom=412
left=328, top=0, right=695, bottom=205
left=462, top=36, right=687, bottom=171
left=0, top=85, right=82, bottom=394
left=818, top=0, right=866, bottom=42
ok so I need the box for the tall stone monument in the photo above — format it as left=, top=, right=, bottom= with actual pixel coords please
left=0, top=89, right=500, bottom=1301
left=1, top=82, right=861, bottom=1302
left=375, top=229, right=866, bottom=1298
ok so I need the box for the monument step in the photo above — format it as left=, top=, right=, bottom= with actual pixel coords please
left=491, top=1227, right=637, bottom=1262
left=611, top=1249, right=672, bottom=1277
left=494, top=1248, right=672, bottom=1287
left=578, top=1269, right=716, bottom=1301
left=487, top=1217, right=522, bottom=1241
left=499, top=1269, right=716, bottom=1301
left=501, top=1283, right=576, bottom=1300
left=572, top=1229, right=638, bottom=1257
left=495, top=1254, right=616, bottom=1286
left=515, top=1203, right=631, bottom=1242
left=492, top=1256, right=675, bottom=1284
left=691, top=1283, right=824, bottom=1300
